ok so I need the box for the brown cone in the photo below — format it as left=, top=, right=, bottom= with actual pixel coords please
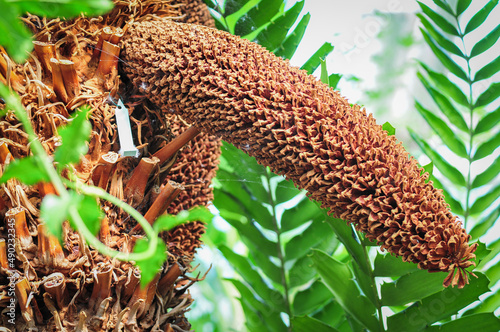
left=121, top=19, right=477, bottom=288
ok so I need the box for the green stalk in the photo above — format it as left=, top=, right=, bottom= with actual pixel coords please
left=0, top=84, right=158, bottom=262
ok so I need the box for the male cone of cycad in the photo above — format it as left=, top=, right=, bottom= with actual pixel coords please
left=121, top=19, right=477, bottom=288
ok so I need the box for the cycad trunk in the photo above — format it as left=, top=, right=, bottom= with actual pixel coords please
left=0, top=1, right=219, bottom=331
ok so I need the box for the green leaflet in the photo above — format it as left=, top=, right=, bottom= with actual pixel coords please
left=234, top=0, right=282, bottom=37
left=133, top=238, right=166, bottom=288
left=382, top=121, right=396, bottom=136
left=153, top=206, right=213, bottom=232
left=0, top=0, right=113, bottom=62
left=310, top=249, right=379, bottom=332
left=430, top=175, right=464, bottom=215
left=292, top=281, right=332, bottom=316
left=380, top=270, right=446, bottom=306
left=219, top=245, right=287, bottom=312
left=473, top=129, right=500, bottom=160
left=414, top=101, right=468, bottom=158
left=219, top=209, right=277, bottom=255
left=420, top=29, right=469, bottom=82
left=274, top=13, right=311, bottom=60
left=386, top=273, right=490, bottom=331
left=328, top=73, right=342, bottom=89
left=300, top=42, right=335, bottom=75
left=227, top=279, right=287, bottom=331
left=291, top=315, right=341, bottom=332
left=0, top=156, right=50, bottom=185
left=418, top=2, right=459, bottom=36
left=469, top=207, right=500, bottom=240
left=464, top=0, right=499, bottom=35
left=416, top=72, right=469, bottom=132
left=275, top=178, right=300, bottom=204
left=431, top=0, right=454, bottom=15
left=40, top=194, right=71, bottom=242
left=409, top=130, right=467, bottom=187
left=0, top=0, right=33, bottom=62
left=475, top=106, right=500, bottom=134
left=324, top=216, right=370, bottom=274
left=418, top=62, right=469, bottom=107
left=471, top=155, right=500, bottom=188
left=281, top=196, right=323, bottom=232
left=74, top=195, right=102, bottom=236
left=373, top=252, right=419, bottom=277
left=424, top=313, right=500, bottom=332
left=474, top=55, right=500, bottom=82
left=253, top=1, right=304, bottom=51
left=470, top=24, right=500, bottom=57
left=224, top=0, right=253, bottom=17
left=284, top=218, right=336, bottom=260
left=417, top=14, right=464, bottom=57
left=475, top=82, right=500, bottom=108
left=9, top=0, right=113, bottom=17
left=456, top=0, right=473, bottom=16
left=469, top=183, right=500, bottom=216
left=54, top=106, right=92, bottom=170
left=320, top=58, right=329, bottom=85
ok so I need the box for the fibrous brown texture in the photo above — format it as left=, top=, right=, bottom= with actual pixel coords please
left=0, top=1, right=219, bottom=331
left=122, top=19, right=477, bottom=288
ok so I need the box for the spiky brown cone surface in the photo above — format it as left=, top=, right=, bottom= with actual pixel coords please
left=122, top=19, right=477, bottom=288
left=0, top=1, right=220, bottom=331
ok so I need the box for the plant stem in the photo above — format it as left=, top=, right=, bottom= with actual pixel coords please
left=0, top=84, right=158, bottom=262
left=264, top=169, right=292, bottom=331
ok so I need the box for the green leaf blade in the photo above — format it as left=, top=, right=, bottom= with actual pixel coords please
left=456, top=0, right=473, bottom=16
left=470, top=24, right=500, bottom=57
left=380, top=270, right=446, bottom=306
left=133, top=238, right=167, bottom=288
left=418, top=14, right=464, bottom=58
left=475, top=106, right=500, bottom=134
left=464, top=0, right=499, bottom=35
left=474, top=55, right=500, bottom=82
left=471, top=156, right=500, bottom=188
left=424, top=313, right=500, bottom=332
left=410, top=130, right=467, bottom=187
left=300, top=42, right=335, bottom=75
left=419, top=62, right=470, bottom=107
left=386, top=273, right=490, bottom=331
left=13, top=0, right=114, bottom=18
left=234, top=0, right=282, bottom=37
left=475, top=82, right=500, bottom=108
left=54, top=106, right=92, bottom=169
left=414, top=102, right=468, bottom=158
left=0, top=1, right=34, bottom=62
left=473, top=129, right=500, bottom=160
left=310, top=249, right=379, bottom=332
left=418, top=2, right=459, bottom=36
left=40, top=194, right=71, bottom=241
left=153, top=206, right=213, bottom=232
left=0, top=156, right=50, bottom=185
left=469, top=183, right=500, bottom=215
left=274, top=13, right=311, bottom=60
left=253, top=1, right=304, bottom=51
left=420, top=29, right=469, bottom=82
left=418, top=82, right=469, bottom=132
left=291, top=315, right=340, bottom=332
